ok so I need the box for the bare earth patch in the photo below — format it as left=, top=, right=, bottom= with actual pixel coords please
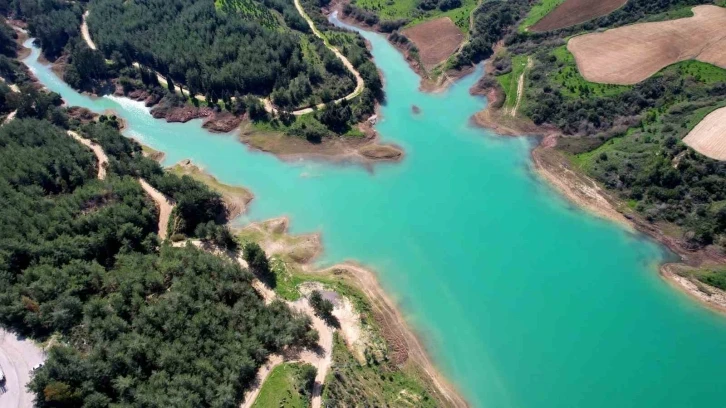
left=402, top=17, right=464, bottom=70
left=531, top=0, right=627, bottom=32
left=239, top=121, right=403, bottom=165
left=683, top=106, right=726, bottom=161
left=568, top=5, right=726, bottom=85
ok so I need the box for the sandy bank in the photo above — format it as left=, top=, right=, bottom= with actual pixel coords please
left=660, top=264, right=726, bottom=315
left=318, top=262, right=469, bottom=408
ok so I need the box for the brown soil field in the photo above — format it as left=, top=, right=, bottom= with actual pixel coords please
left=531, top=0, right=627, bottom=32
left=402, top=17, right=464, bottom=70
left=683, top=106, right=726, bottom=161
left=568, top=5, right=726, bottom=85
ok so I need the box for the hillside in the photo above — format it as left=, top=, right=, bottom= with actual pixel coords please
left=472, top=0, right=726, bottom=290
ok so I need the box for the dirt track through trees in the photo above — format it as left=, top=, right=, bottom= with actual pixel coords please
left=82, top=9, right=364, bottom=116
left=67, top=130, right=176, bottom=239
left=138, top=179, right=175, bottom=240
left=67, top=130, right=108, bottom=180
left=568, top=5, right=726, bottom=85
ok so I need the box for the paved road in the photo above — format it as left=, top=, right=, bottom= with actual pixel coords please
left=0, top=329, right=45, bottom=408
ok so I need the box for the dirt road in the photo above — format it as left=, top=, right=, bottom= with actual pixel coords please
left=0, top=329, right=45, bottom=408
left=293, top=7, right=365, bottom=115
left=138, top=179, right=175, bottom=240
left=81, top=11, right=97, bottom=50
left=67, top=131, right=108, bottom=180
left=510, top=57, right=532, bottom=117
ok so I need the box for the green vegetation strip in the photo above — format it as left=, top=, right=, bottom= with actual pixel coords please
left=519, top=0, right=566, bottom=32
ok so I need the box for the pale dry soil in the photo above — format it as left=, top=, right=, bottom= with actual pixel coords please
left=531, top=0, right=628, bottom=32
left=0, top=329, right=45, bottom=408
left=682, top=106, right=726, bottom=161
left=660, top=264, right=726, bottom=314
left=402, top=17, right=464, bottom=71
left=568, top=5, right=726, bottom=85
left=138, top=179, right=175, bottom=241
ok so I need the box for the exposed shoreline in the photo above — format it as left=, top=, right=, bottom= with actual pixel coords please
left=20, top=19, right=402, bottom=169
left=660, top=263, right=726, bottom=315
left=234, top=216, right=469, bottom=407
left=238, top=118, right=404, bottom=168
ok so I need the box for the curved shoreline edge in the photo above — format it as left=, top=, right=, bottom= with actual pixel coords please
left=77, top=13, right=402, bottom=167
left=14, top=31, right=461, bottom=406
left=468, top=77, right=726, bottom=318
left=318, top=261, right=470, bottom=407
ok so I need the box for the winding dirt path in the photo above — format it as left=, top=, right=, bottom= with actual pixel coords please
left=510, top=57, right=532, bottom=118
left=82, top=9, right=363, bottom=116
left=293, top=6, right=365, bottom=115
left=67, top=131, right=108, bottom=180
left=67, top=130, right=175, bottom=239
left=81, top=11, right=96, bottom=50
left=319, top=262, right=469, bottom=408
left=138, top=179, right=175, bottom=240
left=242, top=277, right=333, bottom=408
left=3, top=110, right=16, bottom=124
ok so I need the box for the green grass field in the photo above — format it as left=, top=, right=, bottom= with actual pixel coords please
left=519, top=0, right=566, bottom=32
left=352, top=0, right=478, bottom=31
left=322, top=334, right=438, bottom=407
left=252, top=363, right=314, bottom=408
left=667, top=60, right=726, bottom=85
left=495, top=55, right=528, bottom=110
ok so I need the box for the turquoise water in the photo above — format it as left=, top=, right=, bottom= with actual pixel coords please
left=22, top=18, right=726, bottom=408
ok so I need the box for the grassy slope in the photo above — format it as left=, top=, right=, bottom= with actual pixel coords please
left=169, top=163, right=254, bottom=206
left=519, top=0, right=566, bottom=32
left=233, top=225, right=446, bottom=406
left=323, top=334, right=438, bottom=407
left=549, top=46, right=629, bottom=98
left=495, top=54, right=528, bottom=110
left=352, top=0, right=478, bottom=31
left=252, top=363, right=312, bottom=408
left=571, top=60, right=726, bottom=172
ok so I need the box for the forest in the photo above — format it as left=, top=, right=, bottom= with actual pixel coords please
left=0, top=113, right=319, bottom=406
left=86, top=0, right=355, bottom=109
